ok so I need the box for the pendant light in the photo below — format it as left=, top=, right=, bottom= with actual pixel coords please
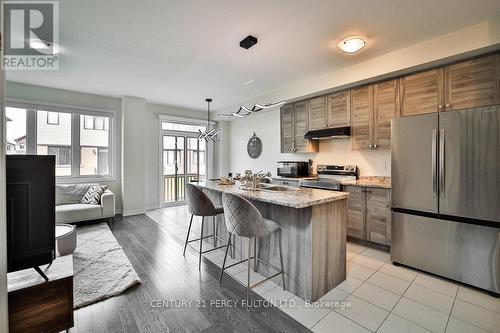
left=218, top=35, right=286, bottom=119
left=198, top=98, right=221, bottom=142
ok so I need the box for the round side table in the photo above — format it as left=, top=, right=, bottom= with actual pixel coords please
left=56, top=223, right=77, bottom=256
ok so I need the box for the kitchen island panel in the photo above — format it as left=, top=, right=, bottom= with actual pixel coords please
left=198, top=182, right=347, bottom=301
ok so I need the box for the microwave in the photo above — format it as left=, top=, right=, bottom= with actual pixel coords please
left=277, top=161, right=310, bottom=178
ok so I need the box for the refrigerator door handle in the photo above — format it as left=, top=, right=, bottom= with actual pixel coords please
left=439, top=129, right=445, bottom=197
left=432, top=129, right=437, bottom=197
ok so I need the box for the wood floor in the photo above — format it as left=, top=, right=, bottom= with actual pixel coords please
left=71, top=214, right=310, bottom=333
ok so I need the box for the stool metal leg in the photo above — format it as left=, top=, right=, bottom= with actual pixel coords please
left=212, top=216, right=217, bottom=247
left=253, top=238, right=258, bottom=272
left=199, top=216, right=204, bottom=271
left=230, top=234, right=235, bottom=259
left=278, top=231, right=286, bottom=290
left=183, top=214, right=194, bottom=257
left=218, top=233, right=232, bottom=285
left=246, top=237, right=252, bottom=311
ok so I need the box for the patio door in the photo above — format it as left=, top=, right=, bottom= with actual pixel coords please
left=162, top=134, right=206, bottom=205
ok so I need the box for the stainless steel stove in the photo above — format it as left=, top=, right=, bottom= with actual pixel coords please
left=300, top=165, right=357, bottom=191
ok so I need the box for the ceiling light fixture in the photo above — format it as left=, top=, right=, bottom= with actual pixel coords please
left=29, top=38, right=61, bottom=54
left=218, top=35, right=287, bottom=119
left=338, top=36, right=367, bottom=53
left=198, top=98, right=221, bottom=142
left=218, top=101, right=286, bottom=119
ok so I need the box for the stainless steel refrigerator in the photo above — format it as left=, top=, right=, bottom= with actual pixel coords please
left=391, top=106, right=500, bottom=295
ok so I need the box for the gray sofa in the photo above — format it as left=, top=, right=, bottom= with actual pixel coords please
left=56, top=184, right=115, bottom=224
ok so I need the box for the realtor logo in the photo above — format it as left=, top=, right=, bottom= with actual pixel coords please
left=1, top=0, right=59, bottom=70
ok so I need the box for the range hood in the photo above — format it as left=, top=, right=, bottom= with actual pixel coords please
left=304, top=126, right=350, bottom=139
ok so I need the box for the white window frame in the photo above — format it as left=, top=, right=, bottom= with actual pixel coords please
left=158, top=115, right=214, bottom=207
left=6, top=99, right=116, bottom=183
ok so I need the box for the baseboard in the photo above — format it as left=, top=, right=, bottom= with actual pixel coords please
left=145, top=204, right=160, bottom=211
left=122, top=209, right=146, bottom=217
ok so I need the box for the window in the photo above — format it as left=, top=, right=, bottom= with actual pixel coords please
left=37, top=110, right=72, bottom=176
left=6, top=104, right=114, bottom=179
left=47, top=146, right=71, bottom=166
left=46, top=111, right=59, bottom=124
left=161, top=121, right=205, bottom=133
left=84, top=115, right=94, bottom=129
left=80, top=115, right=111, bottom=176
left=83, top=115, right=109, bottom=131
left=5, top=107, right=27, bottom=155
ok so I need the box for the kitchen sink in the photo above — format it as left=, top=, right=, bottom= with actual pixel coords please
left=259, top=184, right=298, bottom=192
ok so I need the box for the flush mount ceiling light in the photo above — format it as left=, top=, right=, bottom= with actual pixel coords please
left=338, top=36, right=367, bottom=53
left=218, top=35, right=287, bottom=119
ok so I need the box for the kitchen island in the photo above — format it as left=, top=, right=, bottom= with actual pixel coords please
left=195, top=181, right=348, bottom=301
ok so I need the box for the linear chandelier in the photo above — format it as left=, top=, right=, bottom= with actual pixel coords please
left=198, top=98, right=221, bottom=142
left=218, top=100, right=286, bottom=119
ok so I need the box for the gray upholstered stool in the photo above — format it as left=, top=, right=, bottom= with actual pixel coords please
left=184, top=183, right=229, bottom=270
left=219, top=192, right=285, bottom=309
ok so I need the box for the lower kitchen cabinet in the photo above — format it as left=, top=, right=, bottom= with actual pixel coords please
left=365, top=188, right=391, bottom=245
left=345, top=186, right=391, bottom=246
left=345, top=186, right=365, bottom=239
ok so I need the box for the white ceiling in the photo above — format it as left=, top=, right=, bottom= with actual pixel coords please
left=7, top=0, right=500, bottom=111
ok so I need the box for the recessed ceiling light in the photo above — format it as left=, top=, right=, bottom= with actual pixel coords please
left=338, top=36, right=367, bottom=53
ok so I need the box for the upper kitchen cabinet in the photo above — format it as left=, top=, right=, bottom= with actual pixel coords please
left=373, top=79, right=399, bottom=149
left=399, top=68, right=444, bottom=116
left=351, top=85, right=373, bottom=150
left=280, top=102, right=319, bottom=153
left=328, top=90, right=351, bottom=128
left=280, top=104, right=294, bottom=153
left=308, top=96, right=328, bottom=131
left=444, top=53, right=500, bottom=110
left=351, top=81, right=399, bottom=151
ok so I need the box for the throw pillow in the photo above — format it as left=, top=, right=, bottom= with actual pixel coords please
left=80, top=185, right=108, bottom=205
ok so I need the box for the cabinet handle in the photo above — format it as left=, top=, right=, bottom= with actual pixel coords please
left=373, top=144, right=378, bottom=149
left=438, top=105, right=443, bottom=110
left=445, top=103, right=451, bottom=108
left=368, top=144, right=372, bottom=148
left=365, top=189, right=372, bottom=193
left=325, top=123, right=328, bottom=127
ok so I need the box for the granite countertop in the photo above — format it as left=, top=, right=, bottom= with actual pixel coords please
left=340, top=176, right=391, bottom=189
left=195, top=181, right=348, bottom=209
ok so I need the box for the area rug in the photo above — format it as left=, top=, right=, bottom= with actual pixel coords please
left=73, top=222, right=142, bottom=309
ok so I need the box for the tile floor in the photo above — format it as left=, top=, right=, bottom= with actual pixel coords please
left=146, top=206, right=500, bottom=333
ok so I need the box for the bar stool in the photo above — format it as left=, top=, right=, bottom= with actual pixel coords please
left=219, top=192, right=285, bottom=309
left=184, top=183, right=229, bottom=270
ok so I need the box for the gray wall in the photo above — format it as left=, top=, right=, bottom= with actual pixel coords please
left=6, top=82, right=124, bottom=211
left=6, top=82, right=210, bottom=214
left=0, top=54, right=8, bottom=333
